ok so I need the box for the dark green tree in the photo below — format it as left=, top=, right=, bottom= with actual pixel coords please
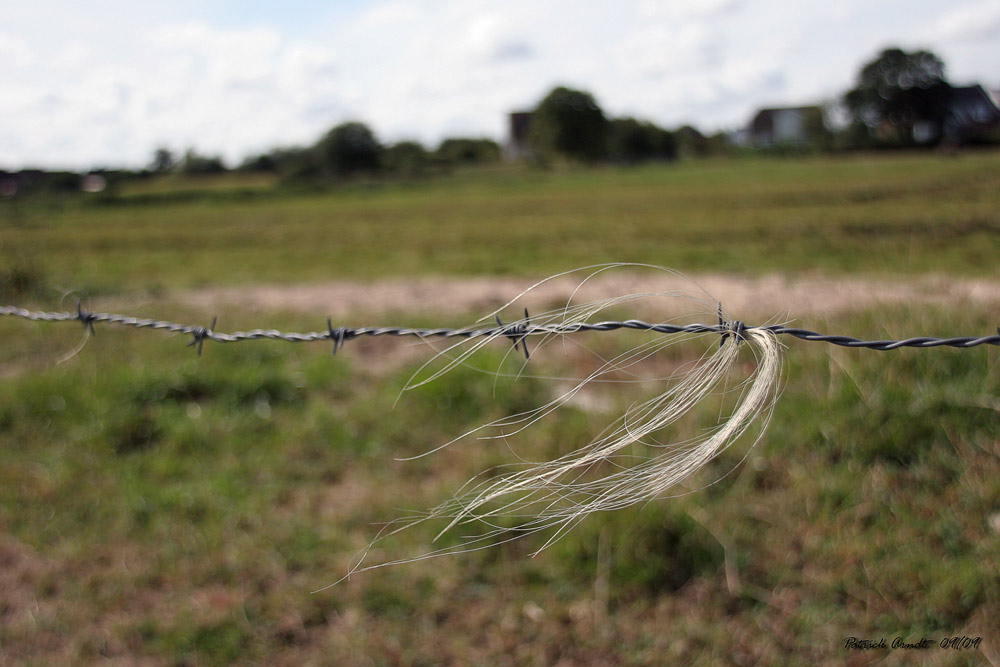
left=149, top=147, right=176, bottom=173
left=607, top=118, right=677, bottom=164
left=273, top=147, right=322, bottom=182
left=843, top=47, right=951, bottom=145
left=180, top=148, right=226, bottom=174
left=434, top=138, right=501, bottom=165
left=317, top=122, right=382, bottom=177
left=705, top=131, right=735, bottom=157
left=607, top=118, right=653, bottom=164
left=674, top=125, right=708, bottom=158
left=383, top=140, right=430, bottom=177
left=238, top=152, right=278, bottom=173
left=649, top=126, right=678, bottom=161
left=531, top=86, right=608, bottom=162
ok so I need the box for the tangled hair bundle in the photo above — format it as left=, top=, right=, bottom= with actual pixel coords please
left=340, top=265, right=783, bottom=580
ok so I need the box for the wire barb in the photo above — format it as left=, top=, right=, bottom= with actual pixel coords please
left=717, top=303, right=746, bottom=348
left=327, top=318, right=348, bottom=355
left=495, top=308, right=531, bottom=360
left=187, top=316, right=217, bottom=356
left=76, top=301, right=96, bottom=336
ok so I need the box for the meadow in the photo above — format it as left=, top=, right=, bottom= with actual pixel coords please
left=1, top=152, right=998, bottom=665
left=4, top=151, right=999, bottom=295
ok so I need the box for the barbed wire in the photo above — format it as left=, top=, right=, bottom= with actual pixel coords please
left=2, top=304, right=998, bottom=355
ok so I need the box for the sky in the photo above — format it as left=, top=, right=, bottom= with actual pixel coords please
left=2, top=0, right=999, bottom=170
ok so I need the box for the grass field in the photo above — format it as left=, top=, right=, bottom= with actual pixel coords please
left=1, top=153, right=999, bottom=665
left=3, top=152, right=999, bottom=298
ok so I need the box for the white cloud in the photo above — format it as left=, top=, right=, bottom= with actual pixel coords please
left=637, top=0, right=742, bottom=20
left=0, top=32, right=37, bottom=67
left=357, top=2, right=421, bottom=26
left=930, top=0, right=1000, bottom=43
left=0, top=15, right=344, bottom=168
left=2, top=0, right=999, bottom=169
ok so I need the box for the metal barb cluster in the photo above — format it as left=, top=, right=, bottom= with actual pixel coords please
left=717, top=303, right=747, bottom=349
left=76, top=301, right=97, bottom=336
left=186, top=317, right=217, bottom=356
left=327, top=318, right=350, bottom=355
left=495, top=308, right=532, bottom=359
left=2, top=305, right=999, bottom=355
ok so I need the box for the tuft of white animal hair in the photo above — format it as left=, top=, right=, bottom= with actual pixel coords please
left=335, top=264, right=784, bottom=582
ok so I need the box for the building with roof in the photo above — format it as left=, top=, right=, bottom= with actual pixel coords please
left=747, top=106, right=824, bottom=148
left=941, top=85, right=1000, bottom=144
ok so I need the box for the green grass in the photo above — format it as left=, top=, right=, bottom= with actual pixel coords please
left=2, top=152, right=999, bottom=298
left=1, top=153, right=998, bottom=664
left=1, top=304, right=996, bottom=664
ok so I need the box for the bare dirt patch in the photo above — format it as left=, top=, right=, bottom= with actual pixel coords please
left=174, top=271, right=1000, bottom=322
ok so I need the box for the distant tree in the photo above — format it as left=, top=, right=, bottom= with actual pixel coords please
left=705, top=131, right=736, bottom=157
left=650, top=126, right=678, bottom=161
left=434, top=138, right=501, bottom=165
left=607, top=118, right=677, bottom=164
left=674, top=125, right=708, bottom=158
left=272, top=147, right=322, bottom=182
left=149, top=147, right=176, bottom=173
left=607, top=118, right=653, bottom=164
left=531, top=86, right=609, bottom=162
left=236, top=147, right=320, bottom=181
left=843, top=47, right=951, bottom=145
left=180, top=149, right=226, bottom=174
left=238, top=152, right=278, bottom=173
left=2, top=169, right=81, bottom=196
left=316, top=122, right=382, bottom=177
left=383, top=141, right=430, bottom=177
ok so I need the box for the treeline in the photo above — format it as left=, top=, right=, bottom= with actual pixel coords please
left=523, top=86, right=731, bottom=164
left=167, top=130, right=505, bottom=183
left=0, top=133, right=507, bottom=197
left=143, top=87, right=726, bottom=184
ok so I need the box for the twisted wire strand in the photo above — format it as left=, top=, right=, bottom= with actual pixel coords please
left=2, top=306, right=998, bottom=351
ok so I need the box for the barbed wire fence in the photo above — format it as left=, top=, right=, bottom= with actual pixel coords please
left=2, top=303, right=999, bottom=355
left=4, top=292, right=999, bottom=574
